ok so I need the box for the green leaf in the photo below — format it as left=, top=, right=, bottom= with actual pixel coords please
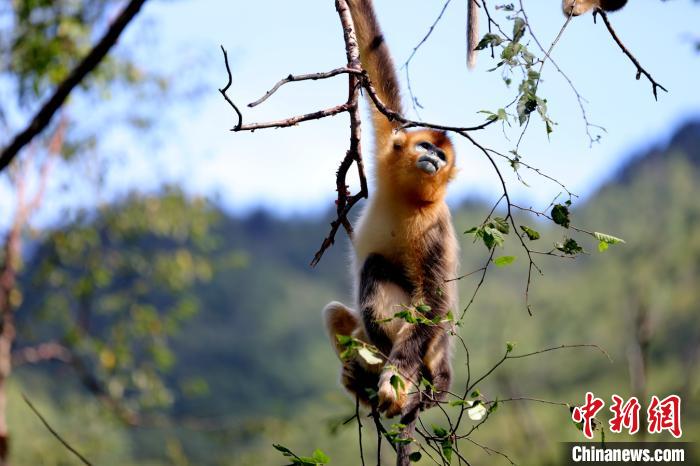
left=432, top=425, right=449, bottom=438
left=464, top=226, right=478, bottom=234
left=551, top=204, right=571, bottom=228
left=357, top=347, right=383, bottom=366
left=478, top=108, right=508, bottom=123
left=516, top=93, right=537, bottom=125
left=512, top=17, right=526, bottom=43
left=449, top=399, right=471, bottom=407
left=494, top=255, right=516, bottom=267
left=336, top=334, right=353, bottom=346
left=519, top=225, right=540, bottom=240
left=415, top=304, right=431, bottom=313
left=488, top=399, right=500, bottom=414
left=394, top=310, right=417, bottom=324
left=506, top=341, right=515, bottom=353
left=409, top=451, right=422, bottom=462
left=441, top=438, right=453, bottom=462
left=598, top=241, right=609, bottom=253
left=471, top=389, right=481, bottom=398
left=273, top=444, right=293, bottom=455
left=421, top=377, right=436, bottom=391
left=482, top=227, right=505, bottom=250
left=390, top=374, right=405, bottom=398
left=491, top=217, right=510, bottom=234
left=312, top=449, right=330, bottom=464
left=475, top=33, right=504, bottom=50
left=593, top=232, right=625, bottom=245
left=555, top=238, right=584, bottom=255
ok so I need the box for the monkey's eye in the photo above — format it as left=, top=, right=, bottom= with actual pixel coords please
left=436, top=150, right=447, bottom=162
left=416, top=141, right=432, bottom=152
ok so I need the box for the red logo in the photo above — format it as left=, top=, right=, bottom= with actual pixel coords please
left=571, top=392, right=605, bottom=439
left=572, top=393, right=683, bottom=438
left=609, top=394, right=641, bottom=435
left=647, top=394, right=682, bottom=438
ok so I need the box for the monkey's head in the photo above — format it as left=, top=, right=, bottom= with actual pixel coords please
left=385, top=129, right=457, bottom=204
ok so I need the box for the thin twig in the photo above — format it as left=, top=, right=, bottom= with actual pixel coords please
left=519, top=1, right=604, bottom=146
left=465, top=437, right=515, bottom=465
left=248, top=67, right=361, bottom=108
left=22, top=393, right=92, bottom=466
left=218, top=45, right=242, bottom=130
left=508, top=343, right=612, bottom=362
left=236, top=103, right=351, bottom=132
left=595, top=9, right=667, bottom=100
left=402, top=0, right=453, bottom=116
left=356, top=397, right=366, bottom=466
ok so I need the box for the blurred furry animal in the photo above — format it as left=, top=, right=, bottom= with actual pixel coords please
left=562, top=0, right=628, bottom=16
left=322, top=0, right=459, bottom=464
left=467, top=0, right=479, bottom=69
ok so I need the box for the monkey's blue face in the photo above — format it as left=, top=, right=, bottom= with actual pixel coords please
left=414, top=141, right=447, bottom=175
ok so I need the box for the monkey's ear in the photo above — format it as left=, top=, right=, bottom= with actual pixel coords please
left=391, top=130, right=407, bottom=151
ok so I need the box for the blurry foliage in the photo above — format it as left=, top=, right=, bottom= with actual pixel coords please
left=19, top=188, right=219, bottom=414
left=2, top=0, right=144, bottom=105
left=0, top=0, right=166, bottom=164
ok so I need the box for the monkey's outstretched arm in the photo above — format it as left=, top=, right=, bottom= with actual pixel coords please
left=347, top=0, right=403, bottom=149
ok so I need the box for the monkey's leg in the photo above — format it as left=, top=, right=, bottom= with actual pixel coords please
left=358, top=253, right=415, bottom=417
left=376, top=324, right=441, bottom=417
left=418, top=332, right=452, bottom=410
left=323, top=301, right=381, bottom=406
left=322, top=301, right=360, bottom=356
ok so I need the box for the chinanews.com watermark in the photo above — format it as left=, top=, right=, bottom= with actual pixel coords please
left=562, top=392, right=696, bottom=465
left=564, top=443, right=694, bottom=465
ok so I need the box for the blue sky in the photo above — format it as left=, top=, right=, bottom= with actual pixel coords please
left=3, top=0, right=700, bottom=226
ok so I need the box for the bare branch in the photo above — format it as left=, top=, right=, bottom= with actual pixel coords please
left=401, top=0, right=453, bottom=116
left=508, top=343, right=612, bottom=362
left=12, top=342, right=72, bottom=367
left=595, top=9, right=668, bottom=100
left=218, top=45, right=242, bottom=130
left=310, top=0, right=368, bottom=267
left=22, top=393, right=93, bottom=466
left=464, top=437, right=515, bottom=465
left=248, top=67, right=361, bottom=108
left=235, top=103, right=352, bottom=132
left=0, top=0, right=148, bottom=172
left=356, top=397, right=366, bottom=466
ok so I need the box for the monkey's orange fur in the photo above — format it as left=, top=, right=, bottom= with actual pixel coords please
left=323, top=0, right=460, bottom=423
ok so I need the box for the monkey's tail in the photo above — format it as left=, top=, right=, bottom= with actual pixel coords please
left=395, top=406, right=420, bottom=466
left=467, top=0, right=479, bottom=70
left=345, top=0, right=403, bottom=143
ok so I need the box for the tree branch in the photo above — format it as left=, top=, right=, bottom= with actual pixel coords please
left=595, top=9, right=668, bottom=100
left=22, top=393, right=92, bottom=466
left=0, top=0, right=148, bottom=172
left=248, top=67, right=361, bottom=108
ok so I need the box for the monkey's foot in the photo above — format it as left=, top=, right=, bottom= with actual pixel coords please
left=377, top=370, right=407, bottom=418
left=322, top=301, right=359, bottom=357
